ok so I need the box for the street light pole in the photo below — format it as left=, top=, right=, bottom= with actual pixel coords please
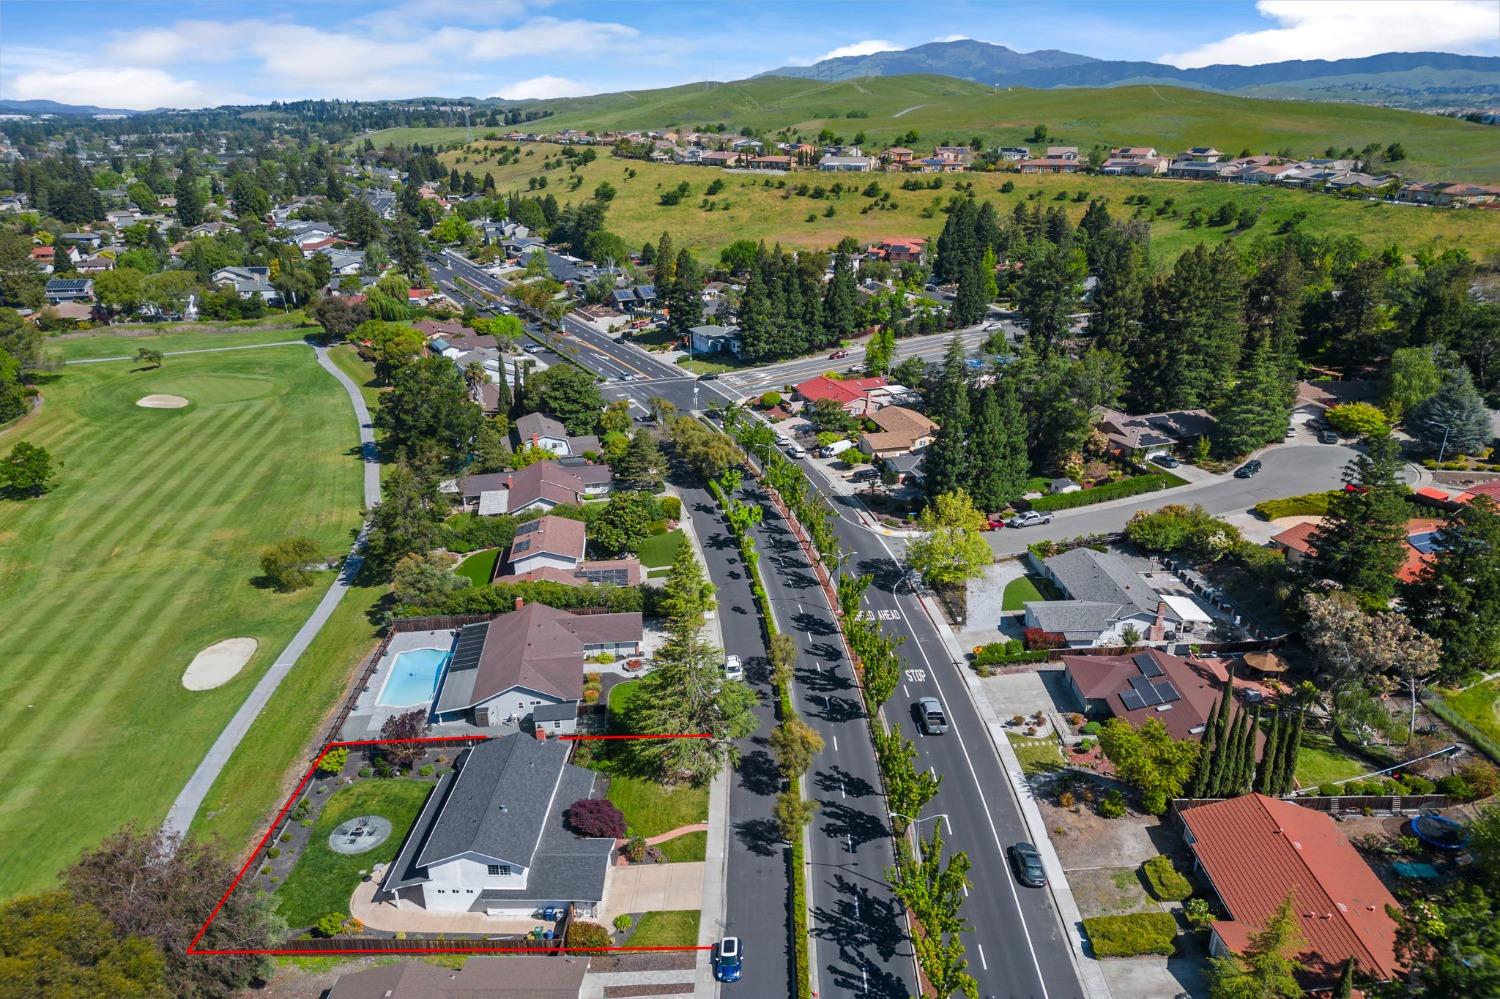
left=889, top=812, right=948, bottom=865
left=1434, top=421, right=1453, bottom=464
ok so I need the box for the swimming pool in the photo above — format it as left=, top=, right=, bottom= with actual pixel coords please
left=377, top=647, right=450, bottom=707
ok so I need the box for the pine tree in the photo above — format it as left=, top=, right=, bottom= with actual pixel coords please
left=665, top=248, right=703, bottom=339
left=1405, top=496, right=1500, bottom=681
left=1308, top=433, right=1410, bottom=604
left=1211, top=338, right=1295, bottom=459
left=1086, top=224, right=1148, bottom=354
left=953, top=254, right=992, bottom=328
left=1204, top=705, right=1235, bottom=798
left=654, top=231, right=676, bottom=288
left=966, top=387, right=1006, bottom=513
left=823, top=237, right=860, bottom=344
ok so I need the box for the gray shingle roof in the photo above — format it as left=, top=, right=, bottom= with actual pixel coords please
left=1024, top=600, right=1123, bottom=637
left=1044, top=548, right=1167, bottom=618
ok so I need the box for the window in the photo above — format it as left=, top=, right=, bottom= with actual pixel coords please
left=488, top=865, right=501, bottom=875
left=488, top=864, right=511, bottom=876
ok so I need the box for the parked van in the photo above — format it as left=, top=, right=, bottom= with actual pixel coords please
left=723, top=655, right=743, bottom=681
left=820, top=439, right=854, bottom=459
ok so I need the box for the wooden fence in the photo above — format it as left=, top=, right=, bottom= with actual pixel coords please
left=1171, top=794, right=1449, bottom=823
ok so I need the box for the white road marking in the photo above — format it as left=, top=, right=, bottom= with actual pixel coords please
left=943, top=814, right=952, bottom=835
left=977, top=944, right=988, bottom=970
left=833, top=736, right=839, bottom=751
left=903, top=684, right=910, bottom=698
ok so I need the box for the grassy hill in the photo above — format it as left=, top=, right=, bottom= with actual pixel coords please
left=431, top=141, right=1500, bottom=267
left=360, top=77, right=1500, bottom=182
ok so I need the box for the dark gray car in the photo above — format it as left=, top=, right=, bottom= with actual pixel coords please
left=1008, top=842, right=1047, bottom=887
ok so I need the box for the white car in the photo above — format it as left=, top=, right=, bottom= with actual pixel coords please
left=723, top=655, right=743, bottom=681
left=1006, top=511, right=1054, bottom=529
left=785, top=443, right=808, bottom=459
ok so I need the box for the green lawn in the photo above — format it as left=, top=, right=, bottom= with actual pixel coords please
left=325, top=344, right=386, bottom=415
left=1295, top=729, right=1373, bottom=789
left=1002, top=576, right=1044, bottom=611
left=1434, top=680, right=1500, bottom=749
left=636, top=529, right=686, bottom=569
left=455, top=548, right=500, bottom=586
left=628, top=910, right=700, bottom=948
left=0, top=343, right=363, bottom=898
left=591, top=681, right=710, bottom=838
left=274, top=779, right=433, bottom=929
left=1008, top=732, right=1065, bottom=775
left=655, top=830, right=708, bottom=863
left=52, top=326, right=314, bottom=362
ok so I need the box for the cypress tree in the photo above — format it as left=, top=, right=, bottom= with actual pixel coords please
left=1189, top=724, right=1216, bottom=799
left=1211, top=685, right=1234, bottom=746
left=1219, top=708, right=1245, bottom=797
left=1256, top=712, right=1282, bottom=794
left=966, top=387, right=1006, bottom=513
left=1241, top=706, right=1263, bottom=796
left=1278, top=709, right=1304, bottom=796
left=1204, top=705, right=1235, bottom=798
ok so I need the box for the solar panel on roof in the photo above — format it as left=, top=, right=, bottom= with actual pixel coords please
left=512, top=540, right=530, bottom=553
left=1128, top=675, right=1165, bottom=706
left=1119, top=689, right=1146, bottom=711
left=1134, top=652, right=1164, bottom=678
left=449, top=624, right=487, bottom=673
left=578, top=568, right=630, bottom=585
left=1153, top=681, right=1181, bottom=704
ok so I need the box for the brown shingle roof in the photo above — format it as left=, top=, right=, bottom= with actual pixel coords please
left=1062, top=650, right=1224, bottom=741
left=509, top=514, right=587, bottom=564
left=1182, top=794, right=1401, bottom=982
left=326, top=956, right=587, bottom=998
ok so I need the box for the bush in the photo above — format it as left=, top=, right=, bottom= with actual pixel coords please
left=418, top=764, right=435, bottom=777
left=565, top=921, right=612, bottom=953
left=1184, top=897, right=1215, bottom=931
left=1253, top=492, right=1336, bottom=520
left=1082, top=913, right=1178, bottom=957
left=657, top=494, right=682, bottom=520
left=1460, top=759, right=1500, bottom=800
left=1097, top=790, right=1126, bottom=818
left=564, top=798, right=626, bottom=839
left=1023, top=627, right=1065, bottom=651
left=439, top=512, right=518, bottom=554
left=1318, top=782, right=1342, bottom=796
left=1082, top=721, right=1102, bottom=735
left=613, top=914, right=634, bottom=932
left=759, top=391, right=783, bottom=408
left=317, top=747, right=349, bottom=775
left=1437, top=774, right=1472, bottom=799
left=624, top=835, right=648, bottom=863
left=267, top=847, right=281, bottom=859
left=1142, top=856, right=1192, bottom=901
left=314, top=913, right=347, bottom=937
left=1325, top=402, right=1390, bottom=439
left=1028, top=474, right=1178, bottom=512
left=358, top=766, right=373, bottom=778
left=1401, top=774, right=1436, bottom=795
left=974, top=642, right=1051, bottom=666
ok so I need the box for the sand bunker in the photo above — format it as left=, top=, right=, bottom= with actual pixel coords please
left=182, top=637, right=258, bottom=690
left=137, top=394, right=190, bottom=409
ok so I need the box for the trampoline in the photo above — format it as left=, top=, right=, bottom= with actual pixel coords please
left=1409, top=812, right=1467, bottom=850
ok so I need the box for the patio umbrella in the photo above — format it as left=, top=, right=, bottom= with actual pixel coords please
left=1242, top=650, right=1289, bottom=675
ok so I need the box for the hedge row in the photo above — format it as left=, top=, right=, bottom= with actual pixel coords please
left=1252, top=491, right=1337, bottom=521
left=1082, top=912, right=1179, bottom=957
left=974, top=643, right=1052, bottom=667
left=401, top=578, right=653, bottom=617
left=1142, top=856, right=1192, bottom=902
left=1026, top=474, right=1178, bottom=513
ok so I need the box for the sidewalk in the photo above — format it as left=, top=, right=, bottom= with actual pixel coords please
left=911, top=590, right=1114, bottom=999
left=695, top=767, right=729, bottom=997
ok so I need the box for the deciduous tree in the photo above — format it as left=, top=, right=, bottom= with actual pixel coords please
left=906, top=490, right=993, bottom=589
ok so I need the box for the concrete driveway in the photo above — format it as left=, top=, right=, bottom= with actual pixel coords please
left=599, top=862, right=705, bottom=923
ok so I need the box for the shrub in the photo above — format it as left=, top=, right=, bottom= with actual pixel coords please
left=1143, top=856, right=1192, bottom=901
left=267, top=847, right=281, bottom=859
left=358, top=766, right=373, bottom=778
left=317, top=747, right=349, bottom=775
left=1082, top=913, right=1178, bottom=957
left=613, top=914, right=634, bottom=932
left=1097, top=790, right=1126, bottom=818
left=1318, top=782, right=1342, bottom=796
left=1460, top=759, right=1500, bottom=800
left=564, top=798, right=626, bottom=839
left=1028, top=474, right=1178, bottom=512
left=975, top=641, right=1051, bottom=666
left=565, top=921, right=612, bottom=953
left=1010, top=715, right=1026, bottom=726
left=1058, top=790, right=1077, bottom=808
left=624, top=835, right=648, bottom=863
left=1326, top=402, right=1390, bottom=439
left=1081, top=721, right=1102, bottom=735
left=759, top=391, right=783, bottom=408
left=314, top=912, right=347, bottom=937
left=583, top=688, right=600, bottom=704
left=1023, top=627, right=1065, bottom=651
left=1184, top=897, right=1215, bottom=931
left=1400, top=774, right=1435, bottom=795
left=656, top=495, right=682, bottom=520
left=1437, top=774, right=1472, bottom=799
left=1253, top=492, right=1336, bottom=520
left=418, top=764, right=435, bottom=777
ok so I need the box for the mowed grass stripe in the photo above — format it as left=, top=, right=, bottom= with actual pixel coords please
left=0, top=347, right=361, bottom=898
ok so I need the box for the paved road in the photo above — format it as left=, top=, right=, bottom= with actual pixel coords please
left=751, top=486, right=919, bottom=999
left=162, top=345, right=380, bottom=839
left=984, top=440, right=1373, bottom=556
left=678, top=480, right=797, bottom=997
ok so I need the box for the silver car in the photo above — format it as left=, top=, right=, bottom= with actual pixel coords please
left=915, top=697, right=948, bottom=735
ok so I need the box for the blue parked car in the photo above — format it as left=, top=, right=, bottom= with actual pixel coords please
left=713, top=936, right=743, bottom=982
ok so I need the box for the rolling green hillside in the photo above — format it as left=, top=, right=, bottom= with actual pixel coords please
left=360, top=77, right=1500, bottom=182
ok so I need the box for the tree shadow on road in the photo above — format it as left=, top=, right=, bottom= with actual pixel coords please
left=813, top=764, right=877, bottom=799
left=817, top=800, right=892, bottom=854
left=791, top=611, right=837, bottom=637
left=736, top=747, right=783, bottom=798
left=811, top=872, right=912, bottom=996
left=733, top=816, right=783, bottom=858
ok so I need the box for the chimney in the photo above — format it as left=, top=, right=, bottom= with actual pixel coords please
left=535, top=727, right=548, bottom=741
left=515, top=596, right=525, bottom=611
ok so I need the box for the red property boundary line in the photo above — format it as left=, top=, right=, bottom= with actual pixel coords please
left=189, top=733, right=713, bottom=956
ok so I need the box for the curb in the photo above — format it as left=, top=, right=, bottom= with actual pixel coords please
left=910, top=591, right=1115, bottom=999
left=695, top=765, right=730, bottom=998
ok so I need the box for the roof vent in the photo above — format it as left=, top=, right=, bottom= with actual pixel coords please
left=498, top=804, right=508, bottom=812
left=1292, top=841, right=1303, bottom=850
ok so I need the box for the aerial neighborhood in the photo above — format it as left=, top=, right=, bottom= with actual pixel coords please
left=2, top=9, right=1500, bottom=999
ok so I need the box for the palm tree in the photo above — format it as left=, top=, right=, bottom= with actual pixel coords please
left=463, top=362, right=488, bottom=394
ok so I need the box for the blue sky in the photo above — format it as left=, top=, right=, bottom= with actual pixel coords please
left=2, top=0, right=1496, bottom=110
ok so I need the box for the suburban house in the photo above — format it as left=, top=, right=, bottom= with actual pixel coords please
left=689, top=324, right=743, bottom=356
left=818, top=154, right=877, bottom=172
left=433, top=603, right=643, bottom=729
left=43, top=278, right=95, bottom=304
left=1271, top=517, right=1445, bottom=584
left=326, top=957, right=587, bottom=999
left=1181, top=794, right=1401, bottom=985
left=497, top=515, right=643, bottom=587
left=455, top=460, right=613, bottom=516
left=59, top=231, right=103, bottom=251
left=1095, top=407, right=1215, bottom=460
left=1018, top=156, right=1083, bottom=175
left=1062, top=649, right=1234, bottom=741
left=997, top=146, right=1031, bottom=161
left=511, top=412, right=601, bottom=458
left=1101, top=151, right=1168, bottom=176
left=858, top=405, right=938, bottom=458
left=698, top=150, right=739, bottom=168
left=1179, top=146, right=1223, bottom=162
left=868, top=237, right=928, bottom=265
left=608, top=284, right=656, bottom=312
left=794, top=374, right=889, bottom=417
left=1168, top=160, right=1232, bottom=180
left=1026, top=547, right=1202, bottom=647
left=747, top=155, right=794, bottom=171
left=881, top=147, right=915, bottom=168
left=210, top=266, right=277, bottom=301
left=376, top=733, right=614, bottom=917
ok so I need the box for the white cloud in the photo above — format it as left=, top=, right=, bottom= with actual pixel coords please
left=789, top=39, right=901, bottom=66
left=493, top=75, right=590, bottom=100
left=1159, top=0, right=1500, bottom=68
left=104, top=20, right=242, bottom=64
left=8, top=67, right=241, bottom=109
left=934, top=35, right=972, bottom=43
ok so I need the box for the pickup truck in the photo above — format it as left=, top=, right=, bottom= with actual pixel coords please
left=1006, top=510, right=1055, bottom=529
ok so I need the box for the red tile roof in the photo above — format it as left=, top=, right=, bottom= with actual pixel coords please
left=795, top=374, right=887, bottom=406
left=1272, top=519, right=1441, bottom=583
left=1182, top=794, right=1401, bottom=982
left=1270, top=521, right=1320, bottom=555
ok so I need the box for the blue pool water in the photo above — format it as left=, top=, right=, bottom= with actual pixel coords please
left=377, top=648, right=450, bottom=707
